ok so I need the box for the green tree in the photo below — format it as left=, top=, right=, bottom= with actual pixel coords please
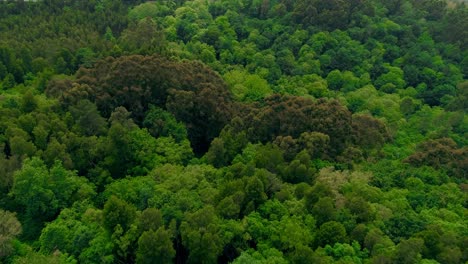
left=394, top=238, right=424, bottom=264
left=136, top=227, right=175, bottom=264
left=281, top=150, right=315, bottom=184
left=305, top=181, right=334, bottom=211
left=205, top=137, right=228, bottom=168
left=245, top=175, right=268, bottom=212
left=79, top=231, right=114, bottom=264
left=143, top=105, right=188, bottom=142
left=312, top=197, right=336, bottom=226
left=375, top=64, right=406, bottom=92
left=103, top=196, right=137, bottom=233
left=2, top=73, right=16, bottom=89
left=224, top=69, right=272, bottom=102
left=326, top=69, right=343, bottom=90
left=288, top=244, right=319, bottom=264
left=120, top=18, right=167, bottom=55
left=180, top=206, right=224, bottom=264
left=10, top=158, right=94, bottom=238
left=138, top=208, right=163, bottom=232
left=20, top=90, right=38, bottom=113
left=128, top=2, right=173, bottom=21
left=316, top=221, right=347, bottom=247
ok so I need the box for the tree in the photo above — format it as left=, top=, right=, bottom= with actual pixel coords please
left=103, top=196, right=137, bottom=233
left=63, top=55, right=234, bottom=154
left=21, top=90, right=38, bottom=113
left=281, top=150, right=315, bottom=184
left=204, top=137, right=228, bottom=168
left=305, top=181, right=334, bottom=211
left=128, top=2, right=173, bottom=21
left=375, top=64, right=406, bottom=92
left=394, top=238, right=424, bottom=264
left=441, top=7, right=468, bottom=49
left=136, top=227, right=175, bottom=264
left=138, top=208, right=163, bottom=232
left=288, top=244, right=319, bottom=264
left=7, top=133, right=36, bottom=159
left=11, top=249, right=72, bottom=264
left=316, top=221, right=347, bottom=247
left=101, top=123, right=181, bottom=177
left=69, top=100, right=107, bottom=136
left=39, top=218, right=73, bottom=254
left=326, top=69, right=343, bottom=90
left=0, top=209, right=22, bottom=258
left=10, top=158, right=94, bottom=238
left=405, top=138, right=467, bottom=179
left=245, top=176, right=268, bottom=211
left=120, top=18, right=167, bottom=55
left=75, top=48, right=96, bottom=68
left=437, top=246, right=462, bottom=264
left=166, top=84, right=233, bottom=154
left=312, top=197, right=336, bottom=226
left=180, top=206, right=224, bottom=264
left=364, top=228, right=395, bottom=256
left=297, top=132, right=330, bottom=159
left=99, top=177, right=155, bottom=213
left=223, top=69, right=272, bottom=102
left=351, top=114, right=390, bottom=152
left=79, top=231, right=115, bottom=264
left=345, top=196, right=373, bottom=223
left=242, top=95, right=352, bottom=157
left=0, top=152, right=21, bottom=193
left=293, top=0, right=370, bottom=30
left=446, top=81, right=468, bottom=111
left=143, top=105, right=187, bottom=142
left=2, top=73, right=16, bottom=89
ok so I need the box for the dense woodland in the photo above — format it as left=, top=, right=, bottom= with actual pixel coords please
left=0, top=0, right=467, bottom=263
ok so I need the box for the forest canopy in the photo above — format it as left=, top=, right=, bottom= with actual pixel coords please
left=0, top=0, right=466, bottom=263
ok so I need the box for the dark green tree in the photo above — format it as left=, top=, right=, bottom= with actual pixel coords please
left=136, top=227, right=175, bottom=264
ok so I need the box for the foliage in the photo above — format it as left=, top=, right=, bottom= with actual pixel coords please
left=0, top=0, right=466, bottom=263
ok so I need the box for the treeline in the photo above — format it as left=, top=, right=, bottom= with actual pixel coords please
left=0, top=0, right=466, bottom=264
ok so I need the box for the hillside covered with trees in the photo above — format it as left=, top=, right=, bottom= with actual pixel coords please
left=0, top=0, right=467, bottom=263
